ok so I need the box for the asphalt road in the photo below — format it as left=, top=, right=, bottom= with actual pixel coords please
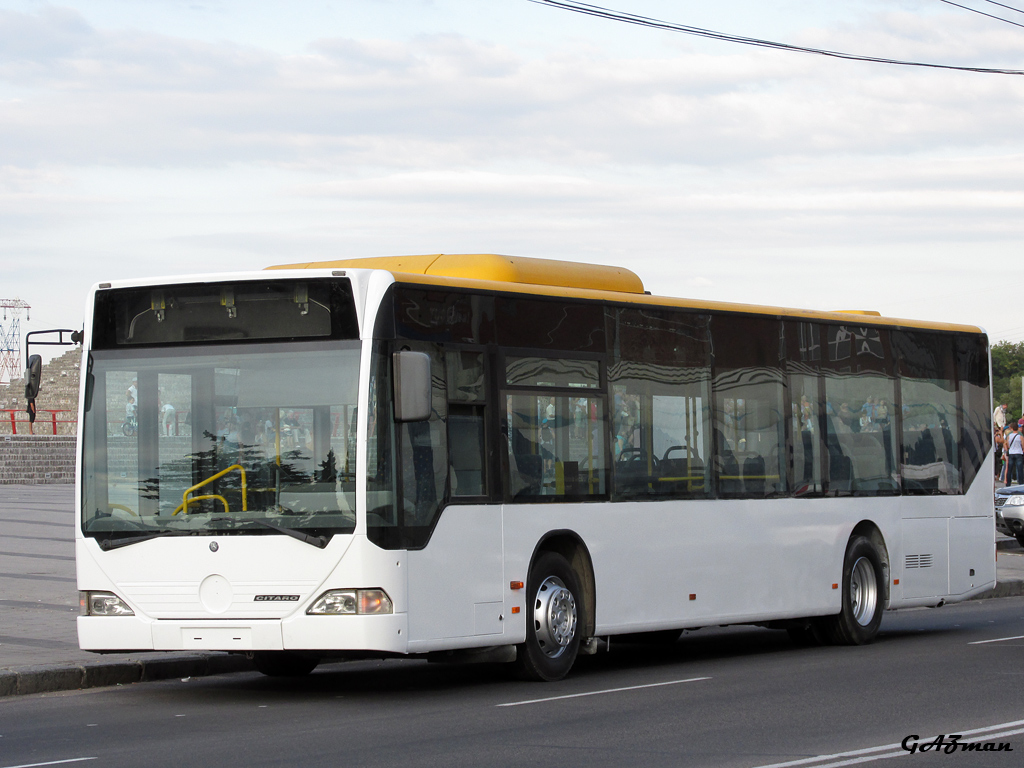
left=2, top=596, right=1022, bottom=768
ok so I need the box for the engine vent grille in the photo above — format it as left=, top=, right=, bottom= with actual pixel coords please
left=905, top=554, right=933, bottom=569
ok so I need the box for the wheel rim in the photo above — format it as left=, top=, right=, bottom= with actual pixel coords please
left=849, top=556, right=878, bottom=626
left=533, top=576, right=577, bottom=658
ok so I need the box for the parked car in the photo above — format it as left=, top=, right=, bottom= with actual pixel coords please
left=994, top=484, right=1024, bottom=547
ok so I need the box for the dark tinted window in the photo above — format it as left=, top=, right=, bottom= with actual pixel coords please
left=93, top=279, right=358, bottom=348
left=366, top=342, right=399, bottom=549
left=957, top=333, right=991, bottom=492
left=821, top=325, right=898, bottom=495
left=609, top=308, right=712, bottom=500
left=497, top=297, right=605, bottom=352
left=711, top=315, right=787, bottom=498
left=392, top=289, right=495, bottom=345
left=785, top=322, right=824, bottom=496
left=894, top=331, right=959, bottom=494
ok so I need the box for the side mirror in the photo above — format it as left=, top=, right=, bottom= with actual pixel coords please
left=24, top=354, right=42, bottom=425
left=24, top=354, right=42, bottom=400
left=393, top=351, right=431, bottom=422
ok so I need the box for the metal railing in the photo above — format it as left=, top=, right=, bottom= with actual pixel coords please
left=1, top=409, right=78, bottom=436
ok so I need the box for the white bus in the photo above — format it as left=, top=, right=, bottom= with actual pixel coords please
left=70, top=254, right=994, bottom=681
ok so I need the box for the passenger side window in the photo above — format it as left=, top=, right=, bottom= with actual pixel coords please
left=712, top=316, right=787, bottom=498
left=822, top=326, right=898, bottom=495
left=397, top=343, right=448, bottom=542
left=608, top=308, right=712, bottom=500
left=504, top=357, right=606, bottom=500
left=895, top=331, right=959, bottom=494
left=447, top=350, right=488, bottom=498
left=956, top=333, right=990, bottom=492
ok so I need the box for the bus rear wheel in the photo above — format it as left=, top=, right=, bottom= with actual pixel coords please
left=514, top=552, right=584, bottom=682
left=820, top=536, right=884, bottom=645
left=251, top=651, right=319, bottom=677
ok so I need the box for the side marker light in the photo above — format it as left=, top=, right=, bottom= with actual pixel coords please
left=510, top=581, right=524, bottom=590
left=511, top=606, right=521, bottom=614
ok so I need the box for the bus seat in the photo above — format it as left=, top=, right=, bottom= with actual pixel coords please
left=513, top=453, right=543, bottom=497
left=742, top=455, right=766, bottom=496
left=718, top=453, right=742, bottom=496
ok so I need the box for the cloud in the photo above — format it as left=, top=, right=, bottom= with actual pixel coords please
left=1, top=3, right=1021, bottom=352
left=1, top=5, right=1022, bottom=172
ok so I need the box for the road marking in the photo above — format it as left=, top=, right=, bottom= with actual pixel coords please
left=968, top=633, right=1024, bottom=645
left=496, top=676, right=710, bottom=707
left=1, top=759, right=97, bottom=768
left=750, top=718, right=1024, bottom=768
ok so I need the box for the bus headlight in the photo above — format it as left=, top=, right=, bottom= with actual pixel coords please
left=80, top=591, right=135, bottom=616
left=307, top=589, right=393, bottom=615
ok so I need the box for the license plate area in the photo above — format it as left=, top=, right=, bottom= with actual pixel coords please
left=181, top=627, right=253, bottom=650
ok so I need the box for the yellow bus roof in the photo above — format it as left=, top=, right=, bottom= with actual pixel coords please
left=268, top=253, right=646, bottom=295
left=266, top=254, right=983, bottom=335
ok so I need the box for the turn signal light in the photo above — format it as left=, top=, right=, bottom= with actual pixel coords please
left=359, top=590, right=392, bottom=615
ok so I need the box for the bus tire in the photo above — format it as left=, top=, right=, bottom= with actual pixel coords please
left=821, top=536, right=884, bottom=645
left=251, top=651, right=319, bottom=677
left=514, top=552, right=583, bottom=682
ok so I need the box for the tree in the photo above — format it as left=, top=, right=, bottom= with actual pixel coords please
left=991, top=341, right=1024, bottom=419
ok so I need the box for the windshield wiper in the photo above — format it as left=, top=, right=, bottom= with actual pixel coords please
left=97, top=520, right=329, bottom=550
left=248, top=518, right=328, bottom=549
left=98, top=530, right=195, bottom=551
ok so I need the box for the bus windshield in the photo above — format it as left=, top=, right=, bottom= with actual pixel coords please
left=81, top=341, right=360, bottom=544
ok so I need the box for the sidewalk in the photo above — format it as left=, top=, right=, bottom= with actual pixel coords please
left=0, top=484, right=252, bottom=696
left=2, top=484, right=1023, bottom=697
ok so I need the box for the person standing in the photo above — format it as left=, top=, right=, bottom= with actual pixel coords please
left=161, top=400, right=176, bottom=436
left=994, top=403, right=1008, bottom=431
left=995, top=427, right=1005, bottom=481
left=1006, top=422, right=1024, bottom=486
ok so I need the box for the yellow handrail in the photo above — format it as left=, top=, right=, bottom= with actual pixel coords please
left=172, top=494, right=231, bottom=516
left=108, top=503, right=138, bottom=517
left=172, top=465, right=248, bottom=516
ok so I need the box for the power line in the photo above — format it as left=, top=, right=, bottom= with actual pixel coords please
left=979, top=0, right=1024, bottom=16
left=528, top=0, right=1024, bottom=75
left=936, top=0, right=1024, bottom=30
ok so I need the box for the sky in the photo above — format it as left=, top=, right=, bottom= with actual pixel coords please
left=1, top=0, right=1023, bottom=374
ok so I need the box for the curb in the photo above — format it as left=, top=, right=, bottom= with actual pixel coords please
left=976, top=578, right=1024, bottom=600
left=0, top=653, right=254, bottom=698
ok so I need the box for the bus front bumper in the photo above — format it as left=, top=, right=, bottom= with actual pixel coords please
left=78, top=612, right=410, bottom=654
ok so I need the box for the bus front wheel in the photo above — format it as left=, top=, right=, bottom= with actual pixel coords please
left=515, top=552, right=584, bottom=682
left=821, top=536, right=884, bottom=645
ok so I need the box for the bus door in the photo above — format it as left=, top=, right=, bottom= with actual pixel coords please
left=404, top=345, right=506, bottom=645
